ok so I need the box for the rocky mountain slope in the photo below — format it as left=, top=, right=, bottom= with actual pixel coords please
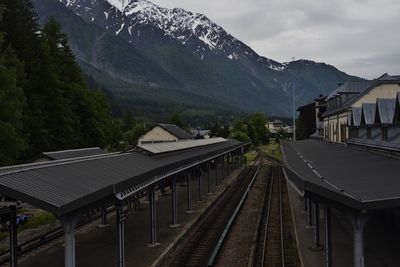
left=33, top=0, right=362, bottom=117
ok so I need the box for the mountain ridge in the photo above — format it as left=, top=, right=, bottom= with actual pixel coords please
left=33, top=0, right=363, bottom=117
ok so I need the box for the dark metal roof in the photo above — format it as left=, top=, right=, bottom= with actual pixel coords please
left=0, top=139, right=243, bottom=217
left=347, top=112, right=352, bottom=126
left=158, top=123, right=193, bottom=139
left=42, top=147, right=107, bottom=160
left=377, top=98, right=396, bottom=124
left=326, top=81, right=372, bottom=100
left=322, top=74, right=400, bottom=118
left=352, top=107, right=362, bottom=126
left=362, top=103, right=377, bottom=125
left=282, top=140, right=400, bottom=210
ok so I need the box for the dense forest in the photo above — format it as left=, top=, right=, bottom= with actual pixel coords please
left=0, top=0, right=119, bottom=166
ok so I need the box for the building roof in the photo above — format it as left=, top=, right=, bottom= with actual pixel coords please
left=137, top=138, right=226, bottom=154
left=282, top=140, right=400, bottom=210
left=352, top=107, right=362, bottom=126
left=0, top=139, right=243, bottom=217
left=322, top=74, right=400, bottom=118
left=326, top=81, right=372, bottom=100
left=362, top=103, right=377, bottom=125
left=42, top=147, right=107, bottom=160
left=157, top=123, right=193, bottom=139
left=377, top=98, right=396, bottom=124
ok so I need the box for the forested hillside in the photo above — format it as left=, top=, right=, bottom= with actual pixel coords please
left=0, top=0, right=117, bottom=166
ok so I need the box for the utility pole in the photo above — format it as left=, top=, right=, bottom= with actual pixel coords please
left=292, top=57, right=296, bottom=141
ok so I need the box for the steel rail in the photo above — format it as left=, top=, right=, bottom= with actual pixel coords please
left=207, top=157, right=263, bottom=266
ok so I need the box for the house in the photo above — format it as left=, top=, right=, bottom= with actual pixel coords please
left=191, top=129, right=211, bottom=139
left=321, top=74, right=400, bottom=146
left=266, top=119, right=285, bottom=134
left=297, top=95, right=327, bottom=138
left=137, top=123, right=193, bottom=145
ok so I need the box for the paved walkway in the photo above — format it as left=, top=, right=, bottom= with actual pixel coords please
left=20, top=165, right=244, bottom=267
left=287, top=182, right=400, bottom=267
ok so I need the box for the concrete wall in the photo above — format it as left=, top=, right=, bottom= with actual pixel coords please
left=323, top=112, right=348, bottom=143
left=353, top=84, right=400, bottom=108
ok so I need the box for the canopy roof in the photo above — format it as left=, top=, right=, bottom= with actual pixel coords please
left=282, top=140, right=400, bottom=210
left=0, top=139, right=243, bottom=217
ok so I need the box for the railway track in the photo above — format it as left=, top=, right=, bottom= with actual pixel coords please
left=163, top=154, right=263, bottom=267
left=251, top=165, right=300, bottom=267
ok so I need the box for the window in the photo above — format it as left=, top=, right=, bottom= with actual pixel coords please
left=355, top=128, right=359, bottom=138
left=367, top=127, right=371, bottom=139
left=382, top=127, right=388, bottom=141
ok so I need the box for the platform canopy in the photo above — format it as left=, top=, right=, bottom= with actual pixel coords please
left=282, top=140, right=400, bottom=210
left=0, top=139, right=244, bottom=217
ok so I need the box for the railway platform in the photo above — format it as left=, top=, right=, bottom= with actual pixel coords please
left=19, top=166, right=244, bottom=267
left=283, top=139, right=400, bottom=267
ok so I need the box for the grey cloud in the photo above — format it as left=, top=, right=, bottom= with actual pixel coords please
left=152, top=0, right=400, bottom=79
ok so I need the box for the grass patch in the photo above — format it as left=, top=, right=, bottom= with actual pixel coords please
left=18, top=212, right=57, bottom=231
left=259, top=142, right=282, bottom=161
left=245, top=150, right=257, bottom=163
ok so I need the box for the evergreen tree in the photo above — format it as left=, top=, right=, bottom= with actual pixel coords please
left=0, top=33, right=27, bottom=165
left=0, top=2, right=116, bottom=164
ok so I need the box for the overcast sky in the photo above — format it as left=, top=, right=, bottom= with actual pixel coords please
left=151, top=0, right=400, bottom=79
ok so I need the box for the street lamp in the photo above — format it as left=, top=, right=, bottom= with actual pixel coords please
left=292, top=57, right=296, bottom=141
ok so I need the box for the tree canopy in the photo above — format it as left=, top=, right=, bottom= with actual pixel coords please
left=0, top=1, right=116, bottom=165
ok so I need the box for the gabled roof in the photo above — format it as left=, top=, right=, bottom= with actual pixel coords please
left=377, top=98, right=396, bottom=124
left=347, top=112, right=352, bottom=126
left=42, top=147, right=107, bottom=160
left=362, top=103, right=377, bottom=125
left=158, top=123, right=192, bottom=139
left=352, top=107, right=362, bottom=127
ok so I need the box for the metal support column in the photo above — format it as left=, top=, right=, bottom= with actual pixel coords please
left=116, top=201, right=125, bottom=267
left=101, top=206, right=108, bottom=226
left=226, top=154, right=230, bottom=175
left=9, top=205, right=17, bottom=267
left=308, top=198, right=314, bottom=227
left=221, top=156, right=224, bottom=179
left=186, top=171, right=193, bottom=213
left=207, top=162, right=212, bottom=195
left=63, top=216, right=79, bottom=267
left=198, top=170, right=203, bottom=202
left=215, top=159, right=219, bottom=187
left=324, top=207, right=332, bottom=267
left=351, top=212, right=368, bottom=267
left=148, top=188, right=159, bottom=246
left=170, top=176, right=179, bottom=227
left=303, top=195, right=308, bottom=211
left=314, top=201, right=321, bottom=248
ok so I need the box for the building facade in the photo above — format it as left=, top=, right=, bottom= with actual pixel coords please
left=321, top=74, right=400, bottom=146
left=137, top=123, right=192, bottom=145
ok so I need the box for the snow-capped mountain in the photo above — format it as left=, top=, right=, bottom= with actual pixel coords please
left=33, top=0, right=361, bottom=116
left=60, top=0, right=284, bottom=71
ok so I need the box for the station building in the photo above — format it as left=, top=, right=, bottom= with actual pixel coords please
left=137, top=123, right=192, bottom=145
left=299, top=74, right=400, bottom=146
